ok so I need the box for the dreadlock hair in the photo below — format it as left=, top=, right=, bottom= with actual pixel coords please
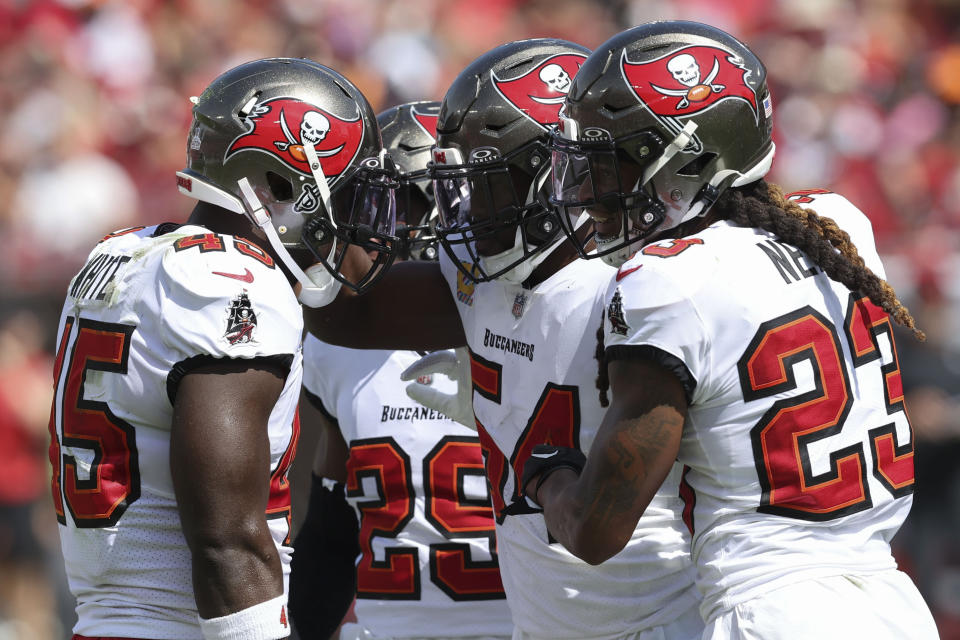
left=717, top=180, right=924, bottom=341
left=594, top=179, right=924, bottom=408
left=596, top=311, right=609, bottom=408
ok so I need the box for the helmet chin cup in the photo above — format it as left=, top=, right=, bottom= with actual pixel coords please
left=481, top=247, right=531, bottom=284
left=485, top=227, right=569, bottom=284
left=297, top=263, right=342, bottom=308
left=595, top=231, right=633, bottom=268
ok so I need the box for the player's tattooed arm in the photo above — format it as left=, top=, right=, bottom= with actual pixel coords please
left=532, top=356, right=686, bottom=564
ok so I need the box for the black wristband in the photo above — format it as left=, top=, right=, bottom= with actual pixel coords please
left=521, top=445, right=586, bottom=506
left=288, top=475, right=359, bottom=639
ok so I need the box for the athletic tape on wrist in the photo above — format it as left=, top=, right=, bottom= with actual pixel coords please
left=198, top=594, right=290, bottom=640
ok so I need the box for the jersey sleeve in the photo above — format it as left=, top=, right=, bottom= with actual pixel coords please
left=603, top=260, right=710, bottom=402
left=801, top=192, right=886, bottom=278
left=301, top=333, right=338, bottom=420
left=156, top=238, right=303, bottom=388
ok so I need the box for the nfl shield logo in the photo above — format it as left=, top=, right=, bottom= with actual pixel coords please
left=512, top=293, right=527, bottom=319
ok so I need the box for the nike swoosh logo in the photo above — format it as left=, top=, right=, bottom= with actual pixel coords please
left=212, top=268, right=254, bottom=283
left=616, top=264, right=642, bottom=282
left=531, top=451, right=559, bottom=459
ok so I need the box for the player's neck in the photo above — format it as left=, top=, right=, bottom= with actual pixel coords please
left=522, top=240, right=579, bottom=289
left=187, top=202, right=257, bottom=239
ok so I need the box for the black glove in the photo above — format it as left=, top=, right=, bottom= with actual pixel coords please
left=521, top=445, right=586, bottom=507
left=288, top=475, right=360, bottom=640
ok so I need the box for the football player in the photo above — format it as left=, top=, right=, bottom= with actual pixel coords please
left=49, top=58, right=397, bottom=640
left=288, top=101, right=513, bottom=640
left=303, top=40, right=704, bottom=640
left=522, top=21, right=940, bottom=640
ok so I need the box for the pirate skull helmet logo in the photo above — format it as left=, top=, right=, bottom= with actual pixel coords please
left=492, top=52, right=587, bottom=126
left=300, top=111, right=330, bottom=145
left=539, top=63, right=571, bottom=93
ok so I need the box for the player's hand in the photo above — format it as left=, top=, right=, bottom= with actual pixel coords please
left=400, top=347, right=475, bottom=429
left=521, top=445, right=586, bottom=506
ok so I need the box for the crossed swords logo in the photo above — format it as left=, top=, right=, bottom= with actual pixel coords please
left=650, top=55, right=726, bottom=110
left=270, top=107, right=345, bottom=160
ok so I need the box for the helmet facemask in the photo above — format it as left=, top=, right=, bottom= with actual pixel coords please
left=395, top=165, right=439, bottom=261
left=432, top=139, right=562, bottom=283
left=377, top=101, right=442, bottom=262
left=297, top=150, right=400, bottom=293
left=550, top=116, right=704, bottom=266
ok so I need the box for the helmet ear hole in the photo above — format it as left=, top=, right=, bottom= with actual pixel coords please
left=676, top=152, right=717, bottom=177
left=266, top=171, right=294, bottom=202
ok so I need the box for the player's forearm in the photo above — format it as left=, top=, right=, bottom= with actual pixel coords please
left=537, top=408, right=678, bottom=564
left=189, top=527, right=284, bottom=619
left=538, top=467, right=638, bottom=565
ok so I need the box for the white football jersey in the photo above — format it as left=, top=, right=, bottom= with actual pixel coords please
left=50, top=225, right=303, bottom=639
left=439, top=250, right=699, bottom=639
left=603, top=191, right=916, bottom=622
left=302, top=334, right=513, bottom=639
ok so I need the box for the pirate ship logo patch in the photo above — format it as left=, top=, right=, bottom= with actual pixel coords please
left=607, top=288, right=629, bottom=336
left=224, top=291, right=258, bottom=345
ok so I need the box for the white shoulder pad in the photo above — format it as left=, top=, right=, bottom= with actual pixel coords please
left=604, top=249, right=709, bottom=387
left=157, top=231, right=303, bottom=362
left=790, top=191, right=884, bottom=277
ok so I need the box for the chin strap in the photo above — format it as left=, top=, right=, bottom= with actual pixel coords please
left=592, top=122, right=701, bottom=269
left=682, top=142, right=777, bottom=223
left=487, top=230, right=563, bottom=285
left=302, top=142, right=336, bottom=230
left=237, top=178, right=342, bottom=308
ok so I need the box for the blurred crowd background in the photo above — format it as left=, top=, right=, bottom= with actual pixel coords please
left=1, top=0, right=959, bottom=638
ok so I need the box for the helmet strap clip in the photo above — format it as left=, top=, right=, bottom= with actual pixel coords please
left=237, top=177, right=342, bottom=307
left=303, top=142, right=336, bottom=230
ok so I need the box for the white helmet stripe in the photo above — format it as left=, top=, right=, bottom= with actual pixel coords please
left=237, top=177, right=342, bottom=307
left=303, top=142, right=336, bottom=229
left=638, top=120, right=699, bottom=189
